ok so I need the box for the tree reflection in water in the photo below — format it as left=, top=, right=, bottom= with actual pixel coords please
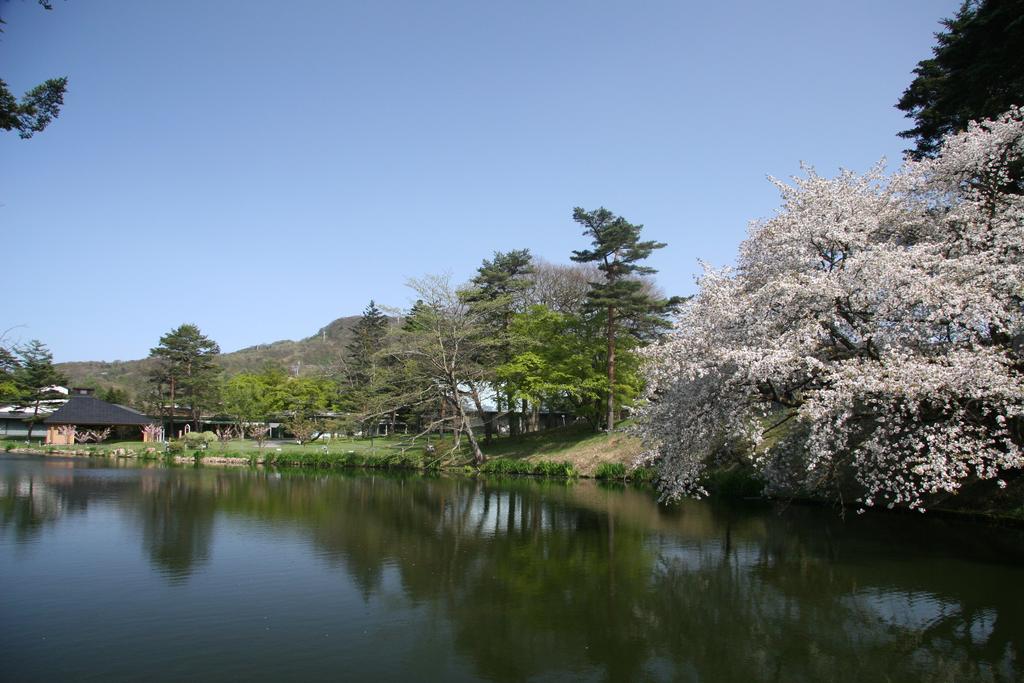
left=0, top=456, right=1020, bottom=682
left=135, top=474, right=218, bottom=582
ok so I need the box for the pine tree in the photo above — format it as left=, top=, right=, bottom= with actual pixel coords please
left=13, top=339, right=66, bottom=439
left=0, top=343, right=20, bottom=401
left=463, top=249, right=534, bottom=438
left=346, top=301, right=390, bottom=435
left=149, top=324, right=221, bottom=436
left=570, top=207, right=673, bottom=431
left=897, top=0, right=1024, bottom=160
left=0, top=1, right=67, bottom=139
left=99, top=386, right=131, bottom=406
left=347, top=301, right=388, bottom=390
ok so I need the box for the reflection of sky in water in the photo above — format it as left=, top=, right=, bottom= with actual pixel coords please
left=851, top=590, right=1000, bottom=648
left=647, top=537, right=763, bottom=572
left=852, top=589, right=961, bottom=633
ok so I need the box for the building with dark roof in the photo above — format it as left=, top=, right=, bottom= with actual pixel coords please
left=43, top=395, right=158, bottom=445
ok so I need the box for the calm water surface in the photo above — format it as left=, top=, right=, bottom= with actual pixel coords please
left=1, top=454, right=1022, bottom=682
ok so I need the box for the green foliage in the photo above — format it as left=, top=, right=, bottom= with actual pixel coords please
left=467, top=250, right=534, bottom=306
left=462, top=249, right=536, bottom=440
left=138, top=448, right=160, bottom=461
left=284, top=376, right=336, bottom=418
left=263, top=449, right=280, bottom=467
left=0, top=75, right=66, bottom=139
left=701, top=467, right=765, bottom=499
left=98, top=386, right=131, bottom=406
left=11, top=340, right=66, bottom=439
left=479, top=459, right=578, bottom=479
left=480, top=459, right=535, bottom=475
left=897, top=0, right=1024, bottom=159
left=224, top=367, right=339, bottom=430
left=222, top=366, right=286, bottom=423
left=0, top=345, right=20, bottom=402
left=629, top=466, right=655, bottom=483
left=182, top=431, right=217, bottom=450
left=533, top=460, right=578, bottom=478
left=570, top=207, right=676, bottom=430
left=499, top=306, right=607, bottom=417
left=0, top=2, right=66, bottom=139
left=570, top=207, right=676, bottom=339
left=346, top=300, right=388, bottom=394
left=166, top=440, right=186, bottom=455
left=148, top=324, right=221, bottom=431
left=284, top=415, right=323, bottom=445
left=256, top=444, right=428, bottom=472
left=13, top=340, right=66, bottom=399
left=595, top=462, right=628, bottom=480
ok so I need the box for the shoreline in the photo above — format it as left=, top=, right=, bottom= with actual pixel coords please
left=6, top=447, right=1023, bottom=527
left=3, top=445, right=632, bottom=482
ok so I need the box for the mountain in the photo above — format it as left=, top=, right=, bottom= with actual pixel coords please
left=57, top=315, right=379, bottom=401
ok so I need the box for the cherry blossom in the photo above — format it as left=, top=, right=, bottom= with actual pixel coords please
left=638, top=109, right=1024, bottom=509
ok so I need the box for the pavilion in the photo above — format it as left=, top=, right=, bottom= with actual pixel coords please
left=43, top=393, right=159, bottom=445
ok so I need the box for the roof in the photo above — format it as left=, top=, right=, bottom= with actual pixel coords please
left=0, top=400, right=66, bottom=418
left=43, top=396, right=156, bottom=426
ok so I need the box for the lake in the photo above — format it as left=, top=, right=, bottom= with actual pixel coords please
left=1, top=454, right=1021, bottom=682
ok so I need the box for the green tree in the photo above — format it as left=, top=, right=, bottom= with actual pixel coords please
left=463, top=249, right=534, bottom=438
left=13, top=339, right=66, bottom=440
left=347, top=300, right=388, bottom=388
left=276, top=370, right=339, bottom=446
left=897, top=0, right=1024, bottom=159
left=497, top=306, right=606, bottom=423
left=0, top=1, right=67, bottom=139
left=0, top=342, right=20, bottom=401
left=346, top=300, right=390, bottom=435
left=222, top=368, right=286, bottom=426
left=148, top=324, right=221, bottom=437
left=283, top=376, right=336, bottom=419
left=99, top=386, right=130, bottom=406
left=570, top=207, right=673, bottom=431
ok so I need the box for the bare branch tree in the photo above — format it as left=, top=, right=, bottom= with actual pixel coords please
left=77, top=427, right=111, bottom=444
left=380, top=274, right=497, bottom=465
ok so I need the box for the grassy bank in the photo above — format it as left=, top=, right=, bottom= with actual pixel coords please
left=2, top=424, right=651, bottom=481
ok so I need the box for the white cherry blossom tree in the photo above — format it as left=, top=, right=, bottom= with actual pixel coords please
left=638, top=108, right=1024, bottom=510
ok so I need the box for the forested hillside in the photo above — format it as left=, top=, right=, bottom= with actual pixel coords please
left=56, top=315, right=370, bottom=399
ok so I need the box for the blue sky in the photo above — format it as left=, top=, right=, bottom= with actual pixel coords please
left=1, top=0, right=960, bottom=362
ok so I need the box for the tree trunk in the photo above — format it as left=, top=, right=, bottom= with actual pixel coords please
left=468, top=383, right=493, bottom=444
left=451, top=380, right=485, bottom=464
left=26, top=398, right=40, bottom=440
left=507, top=390, right=519, bottom=437
left=439, top=395, right=446, bottom=439
left=606, top=304, right=616, bottom=432
left=168, top=378, right=176, bottom=440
